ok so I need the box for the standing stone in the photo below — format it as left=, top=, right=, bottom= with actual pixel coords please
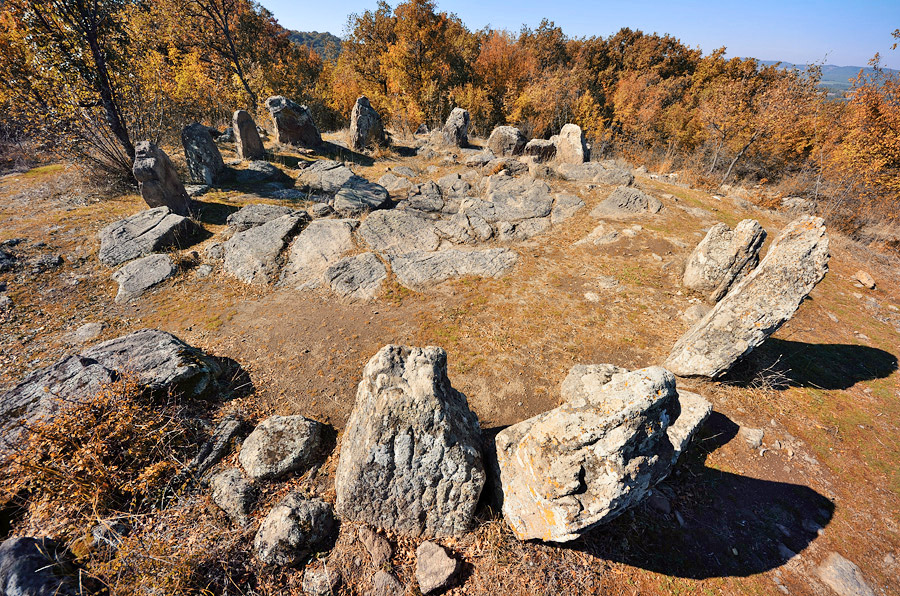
left=683, top=220, right=767, bottom=302
left=349, top=96, right=385, bottom=151
left=494, top=367, right=711, bottom=542
left=181, top=123, right=226, bottom=186
left=335, top=345, right=485, bottom=537
left=665, top=216, right=829, bottom=377
left=265, top=95, right=321, bottom=147
left=441, top=107, right=470, bottom=147
left=132, top=141, right=191, bottom=216
left=554, top=123, right=588, bottom=164
left=487, top=126, right=527, bottom=156
left=234, top=110, right=265, bottom=160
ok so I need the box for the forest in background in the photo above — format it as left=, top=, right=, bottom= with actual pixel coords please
left=0, top=0, right=897, bottom=240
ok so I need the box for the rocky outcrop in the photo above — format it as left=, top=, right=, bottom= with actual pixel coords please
left=297, top=160, right=389, bottom=214
left=487, top=126, right=526, bottom=156
left=280, top=218, right=358, bottom=288
left=349, top=96, right=385, bottom=151
left=297, top=160, right=356, bottom=194
left=265, top=96, right=321, bottom=147
left=358, top=210, right=441, bottom=256
left=440, top=107, right=470, bottom=147
left=233, top=160, right=292, bottom=185
left=233, top=110, right=265, bottom=160
left=225, top=204, right=301, bottom=233
left=683, top=220, right=766, bottom=302
left=0, top=537, right=77, bottom=596
left=335, top=345, right=485, bottom=537
left=238, top=415, right=327, bottom=481
left=223, top=213, right=307, bottom=285
left=254, top=495, right=335, bottom=566
left=590, top=186, right=662, bottom=218
left=389, top=248, right=518, bottom=290
left=181, top=123, right=227, bottom=186
left=494, top=366, right=711, bottom=542
left=333, top=182, right=390, bottom=215
left=666, top=216, right=830, bottom=377
left=323, top=252, right=386, bottom=301
left=554, top=124, right=588, bottom=164
left=98, top=207, right=199, bottom=267
left=550, top=194, right=585, bottom=224
left=112, top=253, right=176, bottom=303
left=524, top=139, right=556, bottom=162
left=132, top=141, right=191, bottom=216
left=556, top=162, right=634, bottom=186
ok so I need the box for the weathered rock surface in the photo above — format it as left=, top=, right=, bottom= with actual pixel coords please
left=323, top=252, right=386, bottom=300
left=211, top=468, right=257, bottom=525
left=556, top=162, right=634, bottom=186
left=854, top=270, right=876, bottom=290
left=551, top=194, right=585, bottom=224
left=0, top=537, right=76, bottom=596
left=182, top=123, right=227, bottom=186
left=377, top=172, right=413, bottom=195
left=815, top=553, right=875, bottom=596
left=389, top=248, right=518, bottom=290
left=254, top=495, right=335, bottom=566
left=370, top=571, right=403, bottom=596
left=298, top=161, right=389, bottom=214
left=405, top=181, right=445, bottom=213
left=333, top=182, right=390, bottom=215
left=466, top=175, right=554, bottom=224
left=683, top=220, right=766, bottom=302
left=488, top=126, right=526, bottom=156
left=554, top=123, right=588, bottom=164
left=234, top=160, right=291, bottom=185
left=335, top=345, right=485, bottom=537
left=298, top=160, right=355, bottom=194
left=239, top=415, right=327, bottom=481
left=132, top=141, right=192, bottom=215
left=303, top=562, right=342, bottom=596
left=358, top=210, right=440, bottom=256
left=223, top=214, right=307, bottom=284
left=98, top=207, right=198, bottom=266
left=280, top=218, right=358, bottom=288
left=590, top=186, right=662, bottom=218
left=495, top=366, right=711, bottom=542
left=559, top=364, right=628, bottom=405
left=234, top=110, right=265, bottom=160
left=358, top=526, right=392, bottom=567
left=226, top=204, right=300, bottom=232
left=416, top=541, right=458, bottom=594
left=441, top=107, right=470, bottom=147
left=112, top=253, right=176, bottom=303
left=666, top=216, right=830, bottom=377
left=265, top=96, right=321, bottom=147
left=524, top=138, right=557, bottom=162
left=349, top=96, right=385, bottom=151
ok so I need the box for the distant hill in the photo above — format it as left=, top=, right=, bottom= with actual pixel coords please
left=289, top=30, right=342, bottom=61
left=758, top=60, right=898, bottom=95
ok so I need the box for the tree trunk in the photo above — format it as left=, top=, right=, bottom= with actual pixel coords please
left=86, top=29, right=134, bottom=161
left=720, top=131, right=760, bottom=186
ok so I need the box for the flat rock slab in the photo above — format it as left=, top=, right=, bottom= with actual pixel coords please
left=471, top=175, right=554, bottom=223
left=557, top=162, right=634, bottom=186
left=389, top=248, right=518, bottom=290
left=226, top=204, right=301, bottom=232
left=335, top=345, right=485, bottom=537
left=358, top=210, right=440, bottom=256
left=112, top=253, right=176, bottom=303
left=280, top=219, right=358, bottom=288
left=298, top=160, right=355, bottom=194
left=378, top=172, right=413, bottom=195
left=239, top=414, right=327, bottom=481
left=334, top=181, right=389, bottom=215
left=324, top=252, right=386, bottom=301
left=98, top=207, right=198, bottom=266
left=223, top=214, right=307, bottom=285
left=591, top=186, right=662, bottom=218
left=551, top=194, right=585, bottom=224
left=683, top=220, right=766, bottom=302
left=666, top=216, right=830, bottom=377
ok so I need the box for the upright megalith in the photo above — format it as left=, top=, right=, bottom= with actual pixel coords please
left=233, top=110, right=265, bottom=160
left=683, top=219, right=767, bottom=302
left=349, top=96, right=385, bottom=151
left=181, top=123, right=226, bottom=186
left=440, top=107, right=470, bottom=147
left=554, top=123, right=588, bottom=164
left=666, top=216, right=830, bottom=377
left=335, top=345, right=485, bottom=537
left=265, top=95, right=321, bottom=147
left=132, top=141, right=191, bottom=216
left=487, top=126, right=527, bottom=157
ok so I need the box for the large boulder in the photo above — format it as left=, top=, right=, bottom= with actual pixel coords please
left=0, top=537, right=77, bottom=596
left=132, top=141, right=192, bottom=216
left=253, top=495, right=336, bottom=566
left=238, top=415, right=327, bottom=481
left=441, top=107, right=470, bottom=147
left=297, top=160, right=355, bottom=194
left=494, top=366, right=711, bottom=542
left=233, top=110, right=265, bottom=160
left=590, top=186, right=662, bottom=218
left=349, top=96, right=385, bottom=151
left=335, top=345, right=485, bottom=537
left=98, top=207, right=199, bottom=267
left=389, top=248, right=518, bottom=290
left=279, top=219, right=358, bottom=288
left=487, top=126, right=526, bottom=157
left=665, top=216, right=830, bottom=377
left=223, top=213, right=307, bottom=284
left=683, top=220, right=767, bottom=302
left=466, top=175, right=554, bottom=224
left=524, top=139, right=556, bottom=163
left=111, top=253, right=176, bottom=303
left=181, top=123, right=227, bottom=186
left=554, top=124, right=588, bottom=164
left=265, top=96, right=321, bottom=147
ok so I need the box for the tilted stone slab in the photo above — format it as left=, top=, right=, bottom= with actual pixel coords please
left=683, top=219, right=766, bottom=302
left=665, top=216, right=829, bottom=377
left=265, top=95, right=321, bottom=147
left=556, top=162, right=634, bottom=186
left=182, top=123, right=227, bottom=185
left=98, top=207, right=199, bottom=266
left=234, top=109, right=265, bottom=160
left=280, top=218, right=358, bottom=288
left=223, top=213, right=307, bottom=284
left=590, top=186, right=662, bottom=218
left=132, top=141, right=192, bottom=215
left=112, top=253, right=176, bottom=303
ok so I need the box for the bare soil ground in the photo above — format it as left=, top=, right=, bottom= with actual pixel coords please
left=2, top=133, right=899, bottom=595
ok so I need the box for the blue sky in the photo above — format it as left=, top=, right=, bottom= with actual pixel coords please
left=259, top=0, right=900, bottom=68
